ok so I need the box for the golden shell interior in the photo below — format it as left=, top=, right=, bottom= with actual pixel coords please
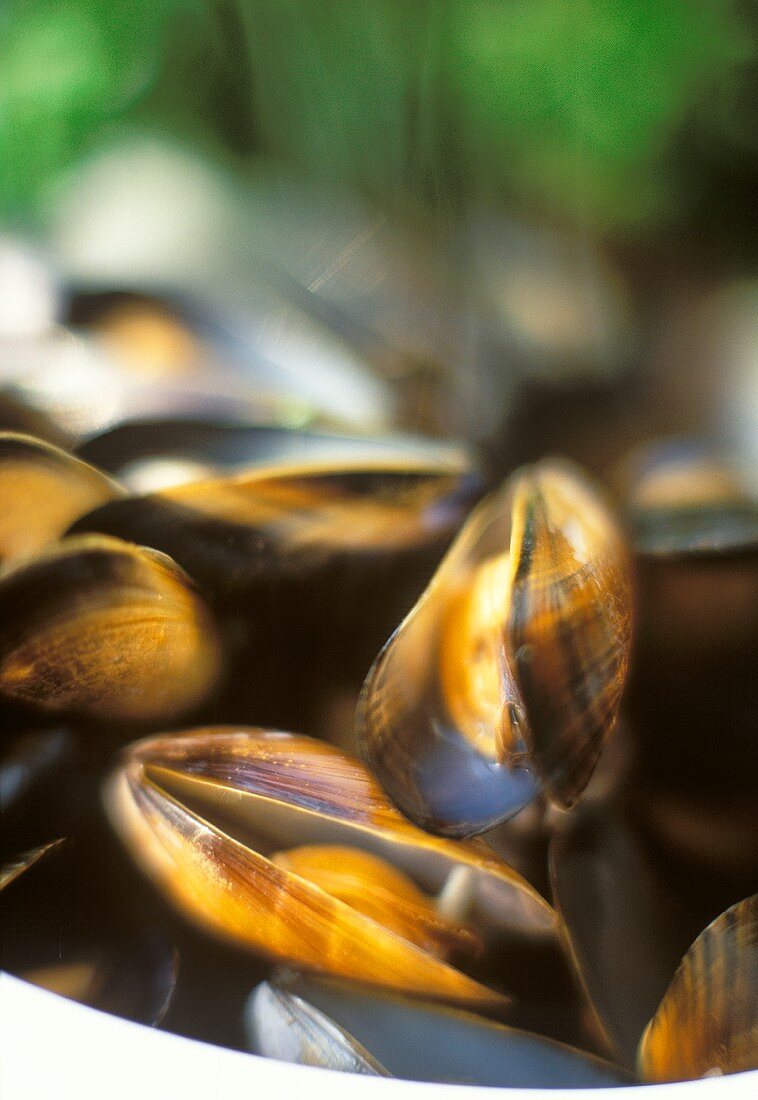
left=0, top=433, right=124, bottom=566
left=0, top=535, right=222, bottom=724
left=359, top=459, right=632, bottom=835
left=105, top=728, right=556, bottom=1008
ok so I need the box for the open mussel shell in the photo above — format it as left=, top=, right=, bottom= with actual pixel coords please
left=69, top=454, right=481, bottom=606
left=76, top=418, right=474, bottom=493
left=359, top=459, right=632, bottom=836
left=638, top=894, right=758, bottom=1082
left=105, top=728, right=555, bottom=1009
left=0, top=433, right=124, bottom=565
left=246, top=972, right=629, bottom=1087
left=0, top=535, right=222, bottom=726
left=549, top=790, right=750, bottom=1068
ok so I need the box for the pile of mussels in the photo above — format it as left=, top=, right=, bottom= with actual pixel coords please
left=1, top=393, right=756, bottom=1088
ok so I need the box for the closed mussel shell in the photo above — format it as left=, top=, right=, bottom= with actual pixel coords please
left=69, top=454, right=481, bottom=607
left=76, top=419, right=472, bottom=493
left=70, top=456, right=481, bottom=735
left=247, top=980, right=389, bottom=1076
left=104, top=728, right=555, bottom=1009
left=638, top=894, right=758, bottom=1082
left=0, top=535, right=222, bottom=726
left=359, top=459, right=632, bottom=836
left=0, top=433, right=124, bottom=565
left=246, top=972, right=629, bottom=1087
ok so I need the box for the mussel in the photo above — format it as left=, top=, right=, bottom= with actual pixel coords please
left=0, top=838, right=65, bottom=892
left=246, top=972, right=629, bottom=1087
left=69, top=455, right=481, bottom=606
left=0, top=433, right=124, bottom=565
left=104, top=728, right=556, bottom=1009
left=0, top=535, right=222, bottom=725
left=70, top=455, right=482, bottom=737
left=248, top=979, right=389, bottom=1076
left=359, top=459, right=632, bottom=835
left=76, top=419, right=473, bottom=492
left=622, top=439, right=758, bottom=556
left=638, top=894, right=758, bottom=1082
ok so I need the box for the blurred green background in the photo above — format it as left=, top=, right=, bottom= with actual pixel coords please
left=2, top=0, right=756, bottom=245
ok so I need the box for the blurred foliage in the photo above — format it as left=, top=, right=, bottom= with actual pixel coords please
left=0, top=0, right=755, bottom=236
left=450, top=0, right=754, bottom=228
left=0, top=0, right=187, bottom=214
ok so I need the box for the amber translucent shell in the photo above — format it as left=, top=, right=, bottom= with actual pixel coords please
left=359, top=460, right=632, bottom=836
left=273, top=845, right=483, bottom=960
left=0, top=433, right=124, bottom=565
left=0, top=535, right=221, bottom=725
left=638, top=894, right=758, bottom=1082
left=105, top=728, right=556, bottom=1008
left=69, top=457, right=481, bottom=603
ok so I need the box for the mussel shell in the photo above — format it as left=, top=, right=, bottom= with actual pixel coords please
left=247, top=972, right=630, bottom=1087
left=247, top=981, right=389, bottom=1075
left=76, top=418, right=473, bottom=491
left=105, top=728, right=555, bottom=1008
left=70, top=457, right=481, bottom=605
left=0, top=433, right=124, bottom=565
left=70, top=458, right=481, bottom=734
left=0, top=390, right=73, bottom=449
left=0, top=535, right=222, bottom=725
left=549, top=791, right=751, bottom=1067
left=622, top=439, right=758, bottom=557
left=638, top=894, right=758, bottom=1082
left=0, top=838, right=65, bottom=892
left=359, top=459, right=632, bottom=836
